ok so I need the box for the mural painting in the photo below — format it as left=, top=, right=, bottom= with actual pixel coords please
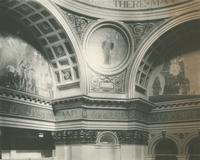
left=150, top=50, right=200, bottom=96
left=86, top=27, right=128, bottom=69
left=0, top=33, right=53, bottom=97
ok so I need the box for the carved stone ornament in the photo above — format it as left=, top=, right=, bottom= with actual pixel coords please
left=72, top=0, right=190, bottom=10
left=129, top=21, right=163, bottom=49
left=89, top=70, right=126, bottom=93
left=52, top=129, right=149, bottom=145
left=64, top=10, right=94, bottom=39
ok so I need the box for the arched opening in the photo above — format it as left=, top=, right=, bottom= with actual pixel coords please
left=96, top=132, right=118, bottom=145
left=0, top=0, right=82, bottom=99
left=188, top=137, right=200, bottom=160
left=154, top=138, right=178, bottom=160
left=134, top=19, right=200, bottom=101
left=0, top=11, right=54, bottom=98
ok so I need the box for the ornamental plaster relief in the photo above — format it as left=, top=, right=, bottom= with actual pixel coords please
left=89, top=70, right=126, bottom=94
left=0, top=99, right=54, bottom=121
left=73, top=0, right=190, bottom=10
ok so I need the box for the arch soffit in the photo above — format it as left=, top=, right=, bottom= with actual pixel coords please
left=37, top=0, right=86, bottom=92
left=128, top=10, right=200, bottom=99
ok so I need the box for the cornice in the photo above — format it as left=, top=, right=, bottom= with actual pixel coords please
left=0, top=86, right=51, bottom=106
left=53, top=0, right=198, bottom=21
left=52, top=95, right=155, bottom=111
left=151, top=96, right=200, bottom=111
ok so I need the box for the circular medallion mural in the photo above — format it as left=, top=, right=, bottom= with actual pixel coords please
left=85, top=22, right=132, bottom=74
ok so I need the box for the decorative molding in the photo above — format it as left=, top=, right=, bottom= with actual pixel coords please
left=83, top=20, right=133, bottom=75
left=150, top=108, right=200, bottom=123
left=0, top=86, right=51, bottom=105
left=89, top=70, right=126, bottom=94
left=69, top=0, right=190, bottom=10
left=53, top=0, right=197, bottom=21
left=0, top=116, right=55, bottom=131
left=96, top=131, right=119, bottom=145
left=52, top=129, right=149, bottom=145
left=53, top=96, right=153, bottom=123
left=152, top=96, right=200, bottom=111
left=128, top=21, right=163, bottom=49
left=52, top=96, right=154, bottom=111
left=54, top=106, right=149, bottom=122
left=63, top=9, right=94, bottom=40
left=0, top=99, right=54, bottom=122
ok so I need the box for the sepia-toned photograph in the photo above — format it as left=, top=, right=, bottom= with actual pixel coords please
left=0, top=0, right=199, bottom=160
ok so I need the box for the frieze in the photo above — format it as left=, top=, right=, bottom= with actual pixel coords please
left=128, top=21, right=163, bottom=48
left=0, top=99, right=54, bottom=121
left=55, top=108, right=83, bottom=121
left=153, top=98, right=200, bottom=111
left=53, top=96, right=153, bottom=122
left=0, top=86, right=50, bottom=105
left=73, top=0, right=190, bottom=10
left=55, top=108, right=149, bottom=122
left=87, top=110, right=128, bottom=121
left=89, top=70, right=126, bottom=93
left=52, top=129, right=148, bottom=145
left=150, top=108, right=200, bottom=123
left=64, top=10, right=94, bottom=39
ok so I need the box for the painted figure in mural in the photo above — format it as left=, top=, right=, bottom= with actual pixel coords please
left=161, top=57, right=190, bottom=95
left=6, top=65, right=16, bottom=88
left=0, top=33, right=53, bottom=97
left=152, top=76, right=162, bottom=96
left=18, top=59, right=37, bottom=94
left=102, top=36, right=114, bottom=65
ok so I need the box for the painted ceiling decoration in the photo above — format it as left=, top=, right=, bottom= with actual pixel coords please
left=0, top=0, right=80, bottom=95
left=84, top=21, right=133, bottom=75
left=0, top=33, right=53, bottom=98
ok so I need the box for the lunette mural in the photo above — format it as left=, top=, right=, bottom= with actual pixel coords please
left=0, top=33, right=53, bottom=97
left=150, top=50, right=200, bottom=96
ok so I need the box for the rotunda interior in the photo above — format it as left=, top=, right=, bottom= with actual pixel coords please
left=0, top=0, right=200, bottom=160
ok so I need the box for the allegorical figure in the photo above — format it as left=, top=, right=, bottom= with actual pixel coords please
left=102, top=37, right=114, bottom=65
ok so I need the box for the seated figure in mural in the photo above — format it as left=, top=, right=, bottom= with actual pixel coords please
left=102, top=36, right=114, bottom=65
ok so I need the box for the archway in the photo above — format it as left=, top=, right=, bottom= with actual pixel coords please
left=131, top=18, right=200, bottom=101
left=128, top=10, right=200, bottom=99
left=154, top=138, right=178, bottom=160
